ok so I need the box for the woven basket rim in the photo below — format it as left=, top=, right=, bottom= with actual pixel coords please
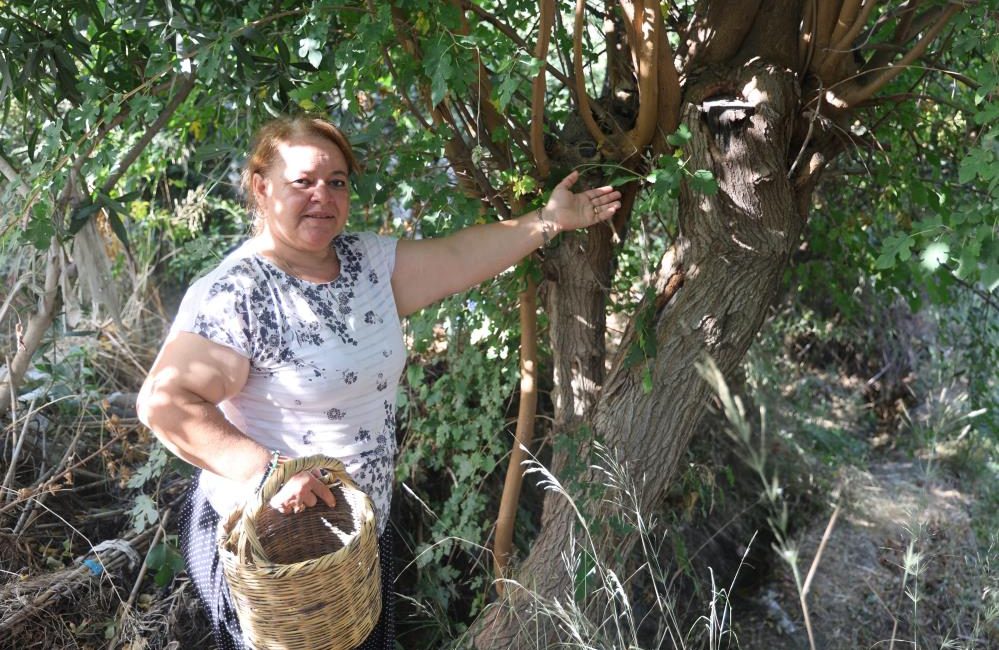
left=219, top=504, right=377, bottom=572
left=219, top=454, right=378, bottom=567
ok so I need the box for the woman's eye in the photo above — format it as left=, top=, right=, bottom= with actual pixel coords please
left=331, top=179, right=347, bottom=188
left=293, top=178, right=311, bottom=186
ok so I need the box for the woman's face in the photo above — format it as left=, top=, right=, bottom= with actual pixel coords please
left=252, top=134, right=351, bottom=254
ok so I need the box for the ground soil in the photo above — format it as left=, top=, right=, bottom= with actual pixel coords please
left=734, top=459, right=994, bottom=649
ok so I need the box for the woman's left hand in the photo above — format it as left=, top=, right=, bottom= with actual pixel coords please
left=543, top=170, right=622, bottom=234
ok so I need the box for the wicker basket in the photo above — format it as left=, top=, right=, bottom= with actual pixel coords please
left=218, top=455, right=381, bottom=650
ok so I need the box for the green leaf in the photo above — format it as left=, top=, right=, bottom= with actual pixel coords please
left=959, top=148, right=994, bottom=184
left=23, top=204, right=54, bottom=249
left=147, top=541, right=185, bottom=587
left=146, top=542, right=167, bottom=569
left=641, top=366, right=653, bottom=394
left=875, top=234, right=914, bottom=269
left=128, top=494, right=158, bottom=533
left=983, top=259, right=999, bottom=292
left=573, top=550, right=596, bottom=603
left=690, top=169, right=719, bottom=195
left=105, top=208, right=131, bottom=252
left=666, top=124, right=692, bottom=147
left=423, top=36, right=454, bottom=106
left=430, top=55, right=453, bottom=106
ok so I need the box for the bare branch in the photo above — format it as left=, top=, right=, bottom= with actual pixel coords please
left=462, top=0, right=572, bottom=88
left=100, top=73, right=195, bottom=196
left=367, top=1, right=433, bottom=130
left=838, top=3, right=960, bottom=107
left=864, top=1, right=924, bottom=72
left=531, top=0, right=556, bottom=178
left=387, top=6, right=505, bottom=212
left=809, top=0, right=843, bottom=73
left=831, top=0, right=879, bottom=52
left=573, top=0, right=605, bottom=145
left=381, top=46, right=433, bottom=131
left=800, top=0, right=817, bottom=72
left=0, top=149, right=29, bottom=198
left=451, top=0, right=516, bottom=167
left=438, top=101, right=510, bottom=218
left=947, top=266, right=999, bottom=311
left=0, top=244, right=61, bottom=415
left=493, top=279, right=539, bottom=589
left=830, top=0, right=864, bottom=47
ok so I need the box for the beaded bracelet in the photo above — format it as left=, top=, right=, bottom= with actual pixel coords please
left=537, top=207, right=556, bottom=249
left=254, top=449, right=282, bottom=494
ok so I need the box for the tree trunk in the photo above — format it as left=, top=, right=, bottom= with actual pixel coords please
left=474, top=59, right=807, bottom=649
left=541, top=225, right=614, bottom=431
left=0, top=243, right=61, bottom=417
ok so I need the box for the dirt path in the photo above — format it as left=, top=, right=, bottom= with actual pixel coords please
left=735, top=460, right=992, bottom=649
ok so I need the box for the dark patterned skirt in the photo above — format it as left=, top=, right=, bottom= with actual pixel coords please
left=179, top=479, right=396, bottom=650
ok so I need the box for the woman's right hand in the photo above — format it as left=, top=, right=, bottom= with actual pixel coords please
left=268, top=470, right=337, bottom=514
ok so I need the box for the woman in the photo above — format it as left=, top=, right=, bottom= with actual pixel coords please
left=137, top=115, right=621, bottom=649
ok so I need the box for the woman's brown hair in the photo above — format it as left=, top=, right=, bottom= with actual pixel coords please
left=241, top=116, right=360, bottom=231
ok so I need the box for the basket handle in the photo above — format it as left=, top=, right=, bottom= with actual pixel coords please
left=237, top=454, right=356, bottom=564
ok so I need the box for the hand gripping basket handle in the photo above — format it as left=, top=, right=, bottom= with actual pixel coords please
left=236, top=454, right=353, bottom=564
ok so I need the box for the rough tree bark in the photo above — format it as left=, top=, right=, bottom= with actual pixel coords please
left=472, top=1, right=835, bottom=646
left=476, top=64, right=804, bottom=649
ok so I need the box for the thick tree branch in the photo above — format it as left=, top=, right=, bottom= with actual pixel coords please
left=837, top=3, right=960, bottom=107
left=800, top=0, right=817, bottom=72
left=650, top=3, right=681, bottom=156
left=812, top=0, right=843, bottom=71
left=573, top=0, right=605, bottom=145
left=686, top=0, right=763, bottom=69
left=621, top=0, right=660, bottom=154
left=531, top=0, right=556, bottom=178
left=894, top=0, right=921, bottom=45
left=831, top=0, right=879, bottom=53
left=0, top=243, right=60, bottom=416
left=493, top=277, right=539, bottom=590
left=819, top=0, right=879, bottom=81
left=462, top=0, right=572, bottom=88
left=830, top=0, right=864, bottom=47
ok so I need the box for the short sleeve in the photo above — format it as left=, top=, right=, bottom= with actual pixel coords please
left=362, top=232, right=398, bottom=279
left=169, top=272, right=256, bottom=358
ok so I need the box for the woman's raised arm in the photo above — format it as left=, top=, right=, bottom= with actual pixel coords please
left=391, top=170, right=621, bottom=317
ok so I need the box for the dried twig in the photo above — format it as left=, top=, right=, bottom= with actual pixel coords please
left=107, top=508, right=172, bottom=649
left=2, top=397, right=37, bottom=503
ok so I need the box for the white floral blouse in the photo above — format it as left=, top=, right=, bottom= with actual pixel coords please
left=169, top=231, right=405, bottom=534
